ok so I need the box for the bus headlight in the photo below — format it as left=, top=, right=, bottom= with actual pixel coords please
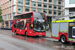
left=37, top=19, right=45, bottom=23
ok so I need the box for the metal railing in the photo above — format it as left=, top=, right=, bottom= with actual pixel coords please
left=52, top=14, right=75, bottom=21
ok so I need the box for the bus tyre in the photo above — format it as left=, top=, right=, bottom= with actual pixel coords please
left=25, top=32, right=28, bottom=37
left=60, top=35, right=67, bottom=44
left=15, top=31, right=17, bottom=35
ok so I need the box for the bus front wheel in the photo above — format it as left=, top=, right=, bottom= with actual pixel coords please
left=60, top=35, right=67, bottom=44
left=25, top=32, right=28, bottom=37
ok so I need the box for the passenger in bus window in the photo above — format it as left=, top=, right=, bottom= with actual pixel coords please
left=18, top=20, right=23, bottom=29
left=38, top=27, right=41, bottom=30
left=31, top=14, right=33, bottom=18
left=23, top=19, right=27, bottom=30
left=21, top=21, right=24, bottom=29
left=34, top=25, right=36, bottom=28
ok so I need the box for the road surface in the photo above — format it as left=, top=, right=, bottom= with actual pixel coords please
left=0, top=30, right=75, bottom=50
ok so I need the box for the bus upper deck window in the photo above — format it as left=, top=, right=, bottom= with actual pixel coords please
left=31, top=14, right=33, bottom=18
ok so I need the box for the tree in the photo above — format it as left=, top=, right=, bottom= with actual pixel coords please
left=0, top=7, right=3, bottom=29
left=0, top=7, right=3, bottom=22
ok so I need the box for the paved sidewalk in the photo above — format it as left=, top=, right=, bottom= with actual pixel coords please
left=46, top=30, right=51, bottom=37
left=46, top=30, right=58, bottom=41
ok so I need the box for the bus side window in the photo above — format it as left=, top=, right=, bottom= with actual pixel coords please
left=30, top=13, right=33, bottom=18
left=14, top=24, right=16, bottom=28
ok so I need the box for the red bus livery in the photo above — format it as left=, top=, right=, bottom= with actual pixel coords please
left=12, top=12, right=47, bottom=36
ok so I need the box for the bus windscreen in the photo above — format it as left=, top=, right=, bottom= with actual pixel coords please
left=34, top=12, right=45, bottom=19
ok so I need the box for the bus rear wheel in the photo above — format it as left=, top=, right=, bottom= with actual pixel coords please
left=15, top=31, right=17, bottom=35
left=60, top=35, right=67, bottom=44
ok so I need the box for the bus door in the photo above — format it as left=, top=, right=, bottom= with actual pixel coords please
left=13, top=23, right=20, bottom=34
left=27, top=23, right=33, bottom=34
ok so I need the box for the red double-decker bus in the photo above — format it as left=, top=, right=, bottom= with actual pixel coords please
left=12, top=12, right=47, bottom=36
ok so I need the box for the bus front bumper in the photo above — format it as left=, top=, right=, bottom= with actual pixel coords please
left=33, top=32, right=46, bottom=36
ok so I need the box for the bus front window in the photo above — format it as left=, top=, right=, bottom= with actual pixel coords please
left=34, top=12, right=45, bottom=20
left=34, top=22, right=46, bottom=32
left=34, top=12, right=46, bottom=32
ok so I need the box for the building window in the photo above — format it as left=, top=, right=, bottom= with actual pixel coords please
left=32, top=2, right=36, bottom=7
left=18, top=6, right=23, bottom=12
left=18, top=0, right=23, bottom=5
left=58, top=11, right=61, bottom=15
left=49, top=10, right=52, bottom=15
left=59, top=6, right=62, bottom=10
left=59, top=2, right=62, bottom=5
left=6, top=14, right=9, bottom=20
left=59, top=0, right=62, bottom=5
left=44, top=0, right=47, bottom=2
left=11, top=13, right=16, bottom=20
left=69, top=8, right=75, bottom=12
left=38, top=9, right=42, bottom=12
left=2, top=22, right=4, bottom=27
left=25, top=0, right=30, bottom=5
left=2, top=15, right=4, bottom=20
left=49, top=4, right=52, bottom=9
left=69, top=0, right=75, bottom=4
left=32, top=8, right=36, bottom=11
left=32, top=0, right=36, bottom=1
left=18, top=9, right=20, bottom=10
left=13, top=6, right=16, bottom=12
left=6, top=21, right=9, bottom=28
left=13, top=0, right=17, bottom=5
left=38, top=0, right=42, bottom=2
left=49, top=0, right=52, bottom=3
left=54, top=0, right=57, bottom=5
left=38, top=3, right=42, bottom=7
left=59, top=2, right=61, bottom=4
left=44, top=9, right=47, bottom=14
left=13, top=13, right=16, bottom=16
left=25, top=7, right=30, bottom=12
left=54, top=10, right=57, bottom=15
left=26, top=0, right=30, bottom=1
left=11, top=13, right=13, bottom=20
left=44, top=4, right=47, bottom=8
left=54, top=5, right=57, bottom=9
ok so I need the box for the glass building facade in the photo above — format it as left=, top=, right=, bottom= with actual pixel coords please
left=69, top=0, right=75, bottom=4
left=0, top=0, right=63, bottom=29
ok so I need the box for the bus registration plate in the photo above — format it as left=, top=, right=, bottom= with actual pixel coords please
left=39, top=35, right=42, bottom=36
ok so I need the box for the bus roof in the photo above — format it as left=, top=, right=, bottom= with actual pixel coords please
left=14, top=11, right=45, bottom=17
left=14, top=11, right=33, bottom=17
left=52, top=19, right=75, bottom=23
